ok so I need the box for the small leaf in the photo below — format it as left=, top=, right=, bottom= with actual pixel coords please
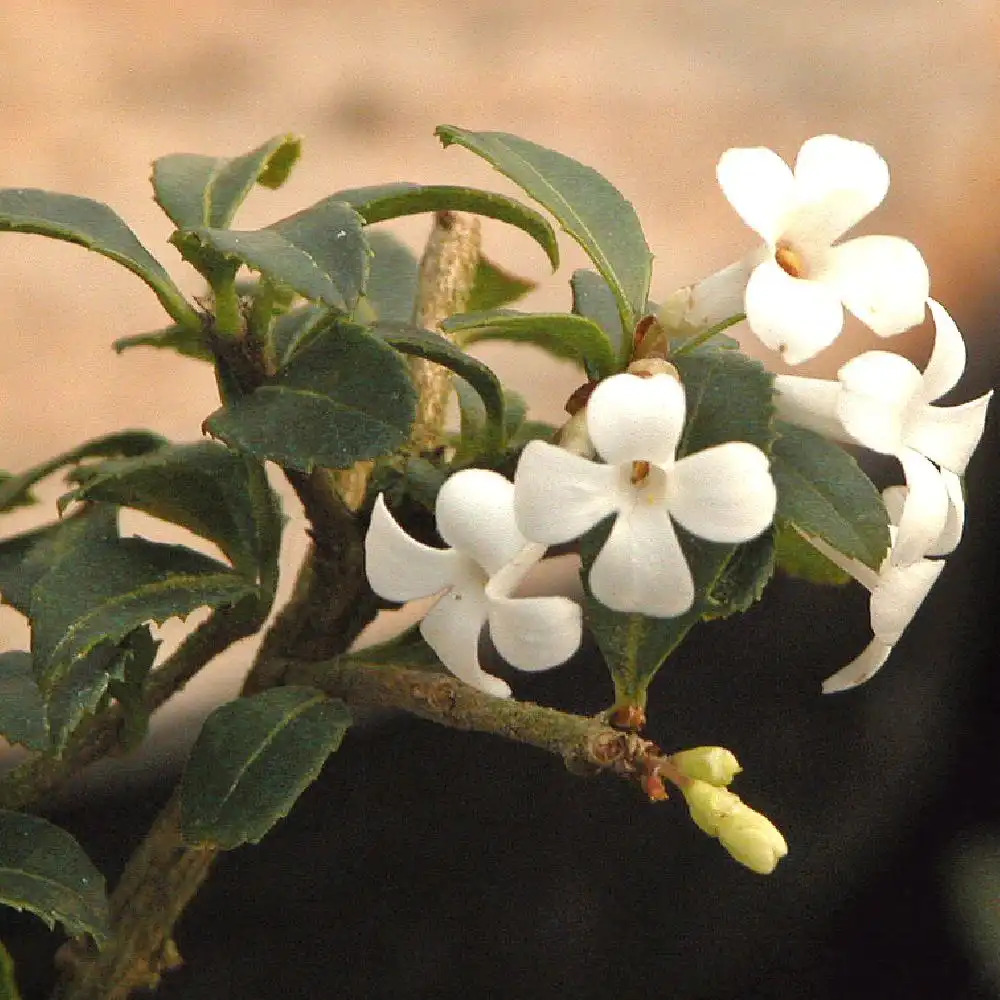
left=270, top=304, right=330, bottom=368
left=112, top=322, right=212, bottom=362
left=0, top=474, right=36, bottom=514
left=331, top=183, right=559, bottom=269
left=0, top=431, right=167, bottom=513
left=205, top=320, right=416, bottom=472
left=361, top=231, right=419, bottom=324
left=29, top=534, right=257, bottom=694
left=0, top=189, right=198, bottom=328
left=0, top=653, right=47, bottom=751
left=152, top=134, right=302, bottom=230
left=442, top=309, right=616, bottom=380
left=180, top=686, right=351, bottom=849
left=773, top=523, right=851, bottom=585
left=436, top=126, right=652, bottom=332
left=59, top=441, right=284, bottom=581
left=0, top=810, right=109, bottom=944
left=571, top=269, right=625, bottom=357
left=0, top=938, right=22, bottom=1000
left=703, top=528, right=776, bottom=619
left=173, top=198, right=367, bottom=311
left=375, top=324, right=505, bottom=451
left=771, top=422, right=889, bottom=570
left=467, top=256, right=537, bottom=312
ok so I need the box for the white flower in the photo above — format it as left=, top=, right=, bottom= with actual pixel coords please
left=364, top=468, right=582, bottom=698
left=716, top=134, right=930, bottom=363
left=513, top=373, right=777, bottom=618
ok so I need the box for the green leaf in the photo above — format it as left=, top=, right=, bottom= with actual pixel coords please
left=361, top=231, right=419, bottom=324
left=0, top=431, right=168, bottom=513
left=0, top=810, right=109, bottom=944
left=585, top=349, right=775, bottom=707
left=173, top=198, right=368, bottom=311
left=0, top=188, right=198, bottom=328
left=59, top=441, right=284, bottom=581
left=436, top=126, right=651, bottom=333
left=0, top=474, right=35, bottom=514
left=467, top=256, right=537, bottom=312
left=205, top=320, right=416, bottom=472
left=571, top=269, right=625, bottom=357
left=0, top=938, right=22, bottom=1000
left=270, top=304, right=330, bottom=368
left=29, top=534, right=257, bottom=695
left=152, top=134, right=301, bottom=230
left=442, top=309, right=617, bottom=380
left=179, top=687, right=350, bottom=849
left=112, top=321, right=212, bottom=362
left=375, top=324, right=505, bottom=452
left=773, top=522, right=851, bottom=585
left=331, top=183, right=559, bottom=269
left=0, top=653, right=47, bottom=751
left=771, top=422, right=889, bottom=570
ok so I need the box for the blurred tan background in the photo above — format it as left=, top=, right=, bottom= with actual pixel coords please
left=2, top=0, right=999, bottom=765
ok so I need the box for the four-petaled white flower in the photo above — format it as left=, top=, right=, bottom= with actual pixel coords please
left=513, top=373, right=777, bottom=618
left=717, top=134, right=930, bottom=363
left=364, top=468, right=582, bottom=698
left=775, top=299, right=991, bottom=565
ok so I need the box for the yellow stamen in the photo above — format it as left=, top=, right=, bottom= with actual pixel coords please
left=631, top=460, right=651, bottom=485
left=775, top=244, right=805, bottom=278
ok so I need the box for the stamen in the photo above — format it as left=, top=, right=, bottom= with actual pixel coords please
left=775, top=244, right=805, bottom=278
left=631, top=460, right=651, bottom=485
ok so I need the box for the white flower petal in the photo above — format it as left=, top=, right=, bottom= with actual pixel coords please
left=365, top=494, right=462, bottom=602
left=420, top=587, right=511, bottom=698
left=791, top=135, right=889, bottom=243
left=870, top=558, right=945, bottom=644
left=773, top=375, right=852, bottom=442
left=927, top=469, right=965, bottom=557
left=669, top=443, right=776, bottom=543
left=514, top=441, right=621, bottom=544
left=821, top=638, right=893, bottom=694
left=904, top=390, right=993, bottom=474
left=890, top=450, right=949, bottom=566
left=798, top=531, right=881, bottom=592
left=716, top=146, right=795, bottom=244
left=660, top=250, right=764, bottom=332
left=819, top=235, right=929, bottom=337
left=836, top=351, right=923, bottom=453
left=586, top=373, right=685, bottom=466
left=921, top=300, right=966, bottom=401
left=488, top=593, right=582, bottom=671
left=744, top=258, right=845, bottom=364
left=435, top=468, right=525, bottom=575
left=589, top=502, right=695, bottom=617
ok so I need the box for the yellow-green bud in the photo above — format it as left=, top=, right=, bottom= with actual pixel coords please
left=681, top=779, right=738, bottom=837
left=673, top=746, right=742, bottom=786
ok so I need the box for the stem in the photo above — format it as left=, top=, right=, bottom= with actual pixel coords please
left=669, top=313, right=745, bottom=356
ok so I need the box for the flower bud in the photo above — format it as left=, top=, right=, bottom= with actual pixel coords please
left=681, top=779, right=736, bottom=836
left=672, top=746, right=742, bottom=786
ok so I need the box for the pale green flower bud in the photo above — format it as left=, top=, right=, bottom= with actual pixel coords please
left=681, top=779, right=738, bottom=837
left=673, top=746, right=742, bottom=786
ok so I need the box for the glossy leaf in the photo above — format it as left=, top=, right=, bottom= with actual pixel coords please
left=442, top=309, right=617, bottom=380
left=571, top=269, right=625, bottom=357
left=331, top=183, right=559, bottom=269
left=112, top=322, right=212, bottom=362
left=361, top=230, right=419, bottom=324
left=0, top=810, right=109, bottom=944
left=173, top=198, right=367, bottom=311
left=59, top=441, right=284, bottom=581
left=771, top=422, right=889, bottom=570
left=0, top=431, right=167, bottom=513
left=0, top=188, right=198, bottom=328
left=205, top=321, right=416, bottom=472
left=436, top=126, right=651, bottom=331
left=467, top=256, right=537, bottom=312
left=152, top=134, right=301, bottom=230
left=29, top=534, right=256, bottom=694
left=180, top=687, right=350, bottom=849
left=0, top=653, right=47, bottom=751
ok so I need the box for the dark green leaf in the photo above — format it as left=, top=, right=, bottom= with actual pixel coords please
left=112, top=322, right=212, bottom=362
left=0, top=938, right=22, bottom=1000
left=331, top=183, right=559, bottom=269
left=0, top=431, right=167, bottom=513
left=0, top=653, right=47, bottom=751
left=436, top=126, right=651, bottom=332
left=173, top=198, right=367, bottom=311
left=467, top=256, right=537, bottom=312
left=0, top=188, right=198, bottom=328
left=773, top=522, right=851, bottom=585
left=152, top=134, right=301, bottom=230
left=376, top=324, right=505, bottom=452
left=0, top=474, right=35, bottom=513
left=30, top=534, right=256, bottom=694
left=205, top=321, right=416, bottom=472
left=0, top=810, right=109, bottom=943
left=442, top=309, right=616, bottom=380
left=571, top=269, right=625, bottom=357
left=59, top=441, right=284, bottom=581
left=771, top=422, right=889, bottom=570
left=360, top=230, right=419, bottom=324
left=270, top=304, right=330, bottom=367
left=703, top=527, right=776, bottom=619
left=180, top=687, right=350, bottom=849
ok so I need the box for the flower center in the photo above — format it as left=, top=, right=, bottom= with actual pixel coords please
left=630, top=460, right=651, bottom=485
left=775, top=242, right=806, bottom=278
